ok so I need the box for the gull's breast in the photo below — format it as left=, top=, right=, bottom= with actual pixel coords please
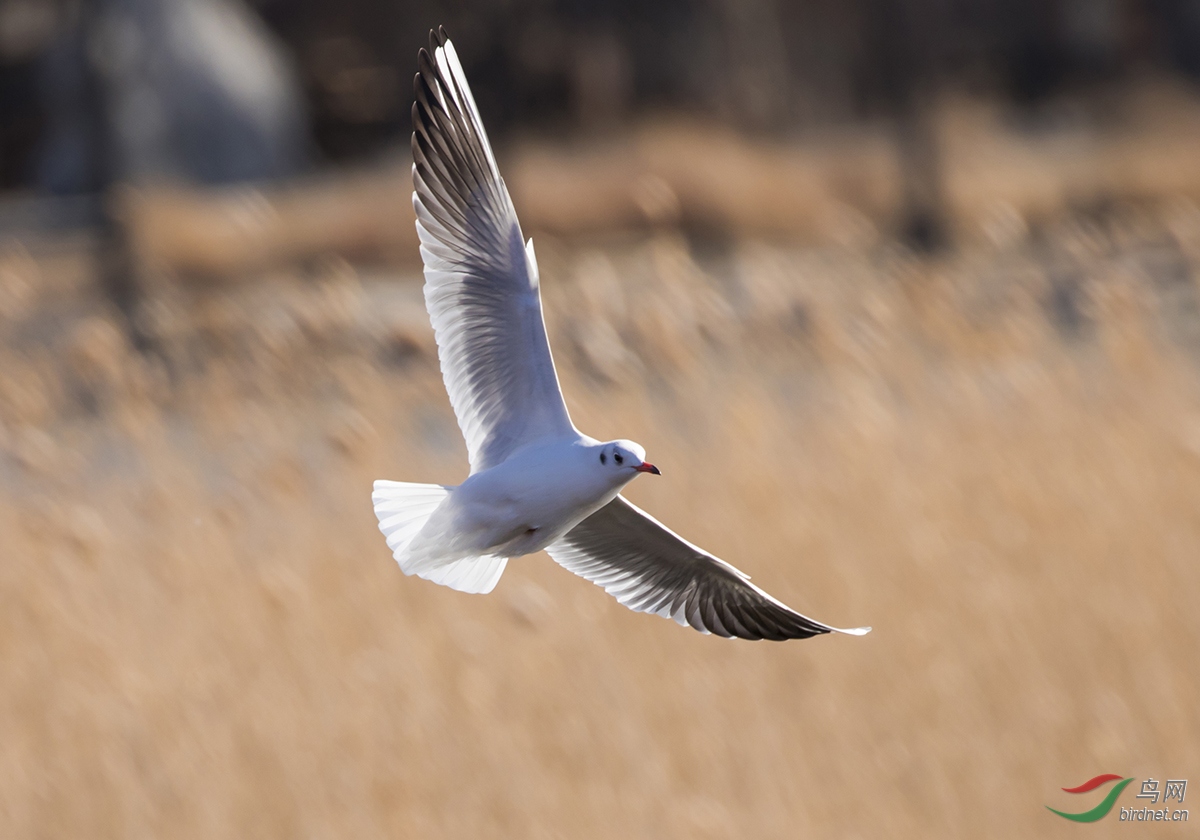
left=454, top=443, right=615, bottom=557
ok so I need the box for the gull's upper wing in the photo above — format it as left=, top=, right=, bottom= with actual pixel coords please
left=547, top=496, right=871, bottom=641
left=412, top=29, right=574, bottom=473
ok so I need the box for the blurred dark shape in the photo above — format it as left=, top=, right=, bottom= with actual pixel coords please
left=864, top=0, right=947, bottom=252
left=19, top=0, right=309, bottom=350
left=247, top=0, right=1200, bottom=162
left=568, top=26, right=632, bottom=130
left=1046, top=268, right=1090, bottom=338
left=38, top=0, right=308, bottom=193
left=0, top=1, right=54, bottom=187
left=7, top=1, right=1200, bottom=179
left=1003, top=0, right=1070, bottom=103
left=5, top=0, right=1200, bottom=255
left=1158, top=0, right=1200, bottom=78
left=1062, top=0, right=1122, bottom=80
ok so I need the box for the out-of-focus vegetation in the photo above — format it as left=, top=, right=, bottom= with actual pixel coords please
left=3, top=220, right=1200, bottom=838
left=1, top=1, right=1199, bottom=838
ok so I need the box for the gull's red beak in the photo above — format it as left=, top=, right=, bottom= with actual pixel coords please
left=635, top=462, right=661, bottom=475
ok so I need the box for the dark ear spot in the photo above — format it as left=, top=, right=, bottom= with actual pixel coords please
left=599, top=452, right=606, bottom=465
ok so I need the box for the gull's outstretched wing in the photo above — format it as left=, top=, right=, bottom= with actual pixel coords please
left=412, top=28, right=574, bottom=473
left=547, top=496, right=871, bottom=641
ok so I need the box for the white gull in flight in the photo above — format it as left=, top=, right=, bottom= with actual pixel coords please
left=373, top=28, right=870, bottom=641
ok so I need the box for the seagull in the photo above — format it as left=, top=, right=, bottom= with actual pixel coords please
left=373, top=28, right=870, bottom=641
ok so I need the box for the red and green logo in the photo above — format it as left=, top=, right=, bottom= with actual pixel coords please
left=1047, top=774, right=1135, bottom=822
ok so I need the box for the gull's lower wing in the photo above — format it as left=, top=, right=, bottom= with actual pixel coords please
left=547, top=496, right=871, bottom=641
left=413, top=28, right=575, bottom=473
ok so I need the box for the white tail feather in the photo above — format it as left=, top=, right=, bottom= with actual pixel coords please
left=418, top=553, right=508, bottom=594
left=372, top=480, right=508, bottom=594
left=373, top=479, right=448, bottom=554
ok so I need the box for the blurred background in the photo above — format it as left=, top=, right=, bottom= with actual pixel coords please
left=1, top=0, right=1198, bottom=837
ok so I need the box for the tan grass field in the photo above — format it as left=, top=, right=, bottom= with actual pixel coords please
left=0, top=219, right=1198, bottom=837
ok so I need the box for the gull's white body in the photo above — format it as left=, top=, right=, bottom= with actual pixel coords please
left=411, top=436, right=623, bottom=563
left=372, top=29, right=869, bottom=641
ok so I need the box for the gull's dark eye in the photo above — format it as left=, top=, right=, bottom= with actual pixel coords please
left=614, top=452, right=624, bottom=465
left=599, top=452, right=606, bottom=465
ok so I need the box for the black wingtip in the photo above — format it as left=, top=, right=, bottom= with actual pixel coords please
left=430, top=27, right=450, bottom=54
left=414, top=51, right=431, bottom=93
left=414, top=50, right=440, bottom=107
left=417, top=48, right=434, bottom=77
left=410, top=103, right=421, bottom=155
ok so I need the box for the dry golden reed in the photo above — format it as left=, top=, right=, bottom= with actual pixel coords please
left=0, top=227, right=1197, bottom=839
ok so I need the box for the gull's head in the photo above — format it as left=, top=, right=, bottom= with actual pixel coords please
left=596, top=439, right=660, bottom=480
